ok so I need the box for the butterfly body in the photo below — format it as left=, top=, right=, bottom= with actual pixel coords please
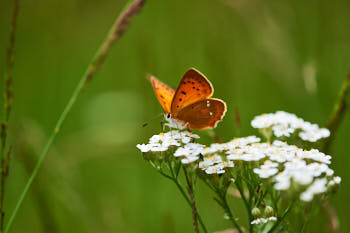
left=149, top=68, right=226, bottom=130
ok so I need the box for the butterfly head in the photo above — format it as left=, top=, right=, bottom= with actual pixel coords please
left=164, top=113, right=188, bottom=130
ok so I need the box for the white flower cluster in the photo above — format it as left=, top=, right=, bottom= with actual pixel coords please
left=198, top=138, right=338, bottom=202
left=137, top=112, right=340, bottom=202
left=251, top=216, right=277, bottom=225
left=174, top=143, right=204, bottom=164
left=199, top=136, right=340, bottom=201
left=198, top=136, right=260, bottom=174
left=251, top=111, right=330, bottom=142
left=136, top=130, right=199, bottom=153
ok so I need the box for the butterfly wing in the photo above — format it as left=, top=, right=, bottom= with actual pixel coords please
left=171, top=68, right=213, bottom=115
left=149, top=75, right=175, bottom=113
left=175, top=98, right=226, bottom=130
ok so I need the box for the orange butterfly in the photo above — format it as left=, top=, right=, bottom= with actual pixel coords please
left=149, top=68, right=227, bottom=130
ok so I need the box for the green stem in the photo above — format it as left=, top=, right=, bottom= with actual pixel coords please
left=267, top=199, right=295, bottom=233
left=235, top=178, right=253, bottom=233
left=323, top=73, right=350, bottom=153
left=4, top=1, right=145, bottom=232
left=219, top=193, right=244, bottom=233
left=1, top=0, right=19, bottom=154
left=202, top=178, right=242, bottom=232
left=172, top=178, right=208, bottom=233
left=319, top=74, right=349, bottom=233
left=299, top=203, right=314, bottom=233
left=0, top=0, right=19, bottom=231
left=159, top=162, right=208, bottom=233
left=183, top=167, right=200, bottom=233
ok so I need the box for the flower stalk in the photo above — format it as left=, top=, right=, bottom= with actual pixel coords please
left=235, top=177, right=253, bottom=233
left=323, top=72, right=350, bottom=153
left=0, top=0, right=19, bottom=231
left=214, top=190, right=244, bottom=233
left=183, top=167, right=200, bottom=233
left=4, top=1, right=145, bottom=232
left=267, top=199, right=295, bottom=233
left=155, top=160, right=208, bottom=233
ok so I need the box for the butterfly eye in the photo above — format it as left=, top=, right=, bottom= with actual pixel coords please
left=166, top=113, right=171, bottom=119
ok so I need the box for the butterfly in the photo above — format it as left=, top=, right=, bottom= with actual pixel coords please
left=149, top=68, right=226, bottom=130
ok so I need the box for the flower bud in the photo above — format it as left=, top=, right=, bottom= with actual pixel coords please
left=251, top=207, right=261, bottom=218
left=264, top=206, right=274, bottom=217
left=260, top=128, right=272, bottom=141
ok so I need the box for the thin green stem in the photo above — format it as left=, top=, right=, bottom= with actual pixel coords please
left=235, top=178, right=253, bottom=233
left=0, top=0, right=19, bottom=231
left=1, top=0, right=19, bottom=154
left=323, top=73, right=350, bottom=153
left=171, top=177, right=208, bottom=233
left=158, top=162, right=208, bottom=233
left=183, top=167, right=200, bottom=233
left=255, top=190, right=268, bottom=207
left=220, top=194, right=244, bottom=233
left=202, top=177, right=243, bottom=233
left=318, top=74, right=350, bottom=233
left=4, top=1, right=145, bottom=232
left=267, top=199, right=295, bottom=233
left=299, top=203, right=314, bottom=233
left=234, top=106, right=241, bottom=136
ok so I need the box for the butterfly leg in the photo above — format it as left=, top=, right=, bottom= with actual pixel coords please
left=160, top=118, right=166, bottom=132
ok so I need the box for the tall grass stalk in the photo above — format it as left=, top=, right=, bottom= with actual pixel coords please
left=0, top=0, right=20, bottom=231
left=4, top=0, right=145, bottom=232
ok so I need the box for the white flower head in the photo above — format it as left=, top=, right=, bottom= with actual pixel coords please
left=251, top=111, right=330, bottom=142
left=205, top=164, right=225, bottom=174
left=306, top=163, right=329, bottom=177
left=274, top=172, right=291, bottom=190
left=136, top=144, right=151, bottom=153
left=174, top=143, right=204, bottom=164
left=254, top=164, right=278, bottom=179
left=272, top=124, right=295, bottom=137
left=329, top=176, right=342, bottom=186
left=300, top=178, right=328, bottom=201
left=199, top=154, right=223, bottom=169
left=251, top=216, right=277, bottom=225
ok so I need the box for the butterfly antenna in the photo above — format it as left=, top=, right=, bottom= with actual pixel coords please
left=142, top=113, right=164, bottom=127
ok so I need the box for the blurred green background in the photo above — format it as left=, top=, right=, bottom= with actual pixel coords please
left=0, top=0, right=349, bottom=232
